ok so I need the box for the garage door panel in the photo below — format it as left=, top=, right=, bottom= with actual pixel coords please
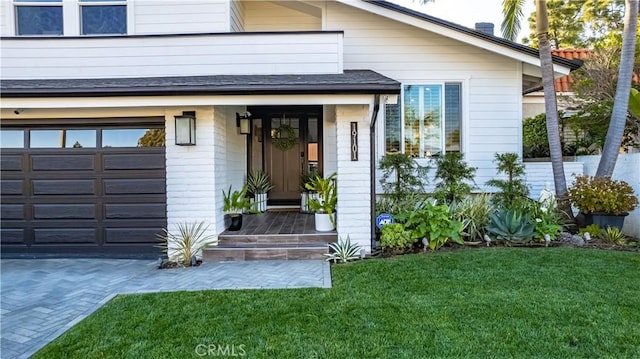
left=104, top=154, right=165, bottom=170
left=34, top=204, right=96, bottom=219
left=104, top=179, right=165, bottom=194
left=34, top=228, right=96, bottom=244
left=0, top=156, right=23, bottom=171
left=105, top=228, right=161, bottom=243
left=1, top=229, right=24, bottom=244
left=1, top=204, right=24, bottom=220
left=33, top=180, right=95, bottom=195
left=1, top=180, right=23, bottom=195
left=105, top=204, right=166, bottom=219
left=32, top=155, right=94, bottom=171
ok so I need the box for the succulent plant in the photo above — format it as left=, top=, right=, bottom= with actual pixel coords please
left=486, top=208, right=535, bottom=242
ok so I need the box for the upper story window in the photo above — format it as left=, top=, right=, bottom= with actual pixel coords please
left=14, top=0, right=63, bottom=36
left=385, top=83, right=462, bottom=158
left=13, top=0, right=127, bottom=36
left=80, top=0, right=126, bottom=35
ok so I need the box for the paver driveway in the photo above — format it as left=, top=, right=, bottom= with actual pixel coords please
left=0, top=258, right=331, bottom=359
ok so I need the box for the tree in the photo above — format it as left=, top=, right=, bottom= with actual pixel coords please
left=596, top=0, right=639, bottom=177
left=502, top=0, right=573, bottom=217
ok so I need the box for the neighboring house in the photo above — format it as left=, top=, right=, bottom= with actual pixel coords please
left=0, top=0, right=579, bottom=257
left=522, top=49, right=591, bottom=119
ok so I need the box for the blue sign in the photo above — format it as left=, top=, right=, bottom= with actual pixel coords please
left=376, top=213, right=394, bottom=229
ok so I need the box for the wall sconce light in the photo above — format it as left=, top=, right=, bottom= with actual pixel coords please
left=236, top=111, right=251, bottom=135
left=175, top=111, right=196, bottom=146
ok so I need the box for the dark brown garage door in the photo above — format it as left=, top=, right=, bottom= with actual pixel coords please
left=0, top=119, right=167, bottom=258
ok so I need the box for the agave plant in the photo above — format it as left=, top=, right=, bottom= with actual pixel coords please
left=486, top=208, right=535, bottom=242
left=325, top=236, right=362, bottom=263
left=246, top=170, right=275, bottom=194
left=156, top=221, right=216, bottom=266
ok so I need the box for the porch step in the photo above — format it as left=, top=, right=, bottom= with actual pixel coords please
left=203, top=243, right=329, bottom=261
left=218, top=233, right=337, bottom=246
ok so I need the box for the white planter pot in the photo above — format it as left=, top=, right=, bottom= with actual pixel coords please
left=300, top=192, right=309, bottom=213
left=315, top=213, right=335, bottom=232
left=252, top=193, right=267, bottom=212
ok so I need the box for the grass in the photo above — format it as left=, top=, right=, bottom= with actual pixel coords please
left=36, top=248, right=639, bottom=358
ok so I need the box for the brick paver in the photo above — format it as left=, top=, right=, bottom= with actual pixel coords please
left=0, top=259, right=331, bottom=359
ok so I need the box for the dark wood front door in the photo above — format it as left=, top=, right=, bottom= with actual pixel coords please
left=251, top=106, right=322, bottom=205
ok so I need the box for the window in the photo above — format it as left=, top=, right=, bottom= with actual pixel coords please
left=14, top=0, right=63, bottom=36
left=102, top=128, right=165, bottom=147
left=385, top=83, right=462, bottom=158
left=30, top=130, right=96, bottom=148
left=80, top=0, right=126, bottom=35
left=0, top=130, right=25, bottom=148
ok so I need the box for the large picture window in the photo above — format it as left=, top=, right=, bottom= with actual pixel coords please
left=385, top=82, right=462, bottom=158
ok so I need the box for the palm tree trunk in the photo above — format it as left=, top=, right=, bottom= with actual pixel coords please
left=536, top=0, right=573, bottom=217
left=596, top=0, right=639, bottom=177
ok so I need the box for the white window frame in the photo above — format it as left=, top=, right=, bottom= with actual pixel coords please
left=381, top=80, right=468, bottom=165
left=13, top=0, right=64, bottom=37
left=11, top=0, right=132, bottom=36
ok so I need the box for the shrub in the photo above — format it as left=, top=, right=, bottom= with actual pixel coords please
left=601, top=227, right=626, bottom=245
left=523, top=113, right=551, bottom=158
left=486, top=153, right=530, bottom=209
left=398, top=202, right=464, bottom=250
left=378, top=153, right=429, bottom=201
left=432, top=152, right=477, bottom=205
left=376, top=192, right=429, bottom=217
left=380, top=223, right=415, bottom=253
left=450, top=193, right=494, bottom=241
left=567, top=175, right=638, bottom=215
left=579, top=224, right=603, bottom=238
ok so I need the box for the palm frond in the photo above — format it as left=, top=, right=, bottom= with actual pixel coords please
left=501, top=0, right=526, bottom=41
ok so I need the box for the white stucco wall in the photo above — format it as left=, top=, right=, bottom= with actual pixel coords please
left=335, top=104, right=372, bottom=253
left=577, top=154, right=640, bottom=238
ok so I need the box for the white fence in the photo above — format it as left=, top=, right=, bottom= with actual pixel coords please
left=525, top=154, right=640, bottom=238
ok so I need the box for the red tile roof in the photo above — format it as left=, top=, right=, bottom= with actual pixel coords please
left=551, top=49, right=592, bottom=92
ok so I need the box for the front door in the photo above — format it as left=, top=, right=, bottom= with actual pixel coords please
left=250, top=106, right=322, bottom=205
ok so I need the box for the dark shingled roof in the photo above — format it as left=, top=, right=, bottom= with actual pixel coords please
left=0, top=70, right=400, bottom=98
left=367, top=0, right=582, bottom=71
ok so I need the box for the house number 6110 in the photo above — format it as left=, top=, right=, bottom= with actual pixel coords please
left=350, top=122, right=358, bottom=161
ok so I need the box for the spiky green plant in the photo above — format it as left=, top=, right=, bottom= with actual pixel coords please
left=156, top=221, right=216, bottom=266
left=486, top=208, right=535, bottom=242
left=325, top=236, right=362, bottom=263
left=450, top=193, right=494, bottom=241
left=601, top=227, right=626, bottom=246
left=246, top=170, right=275, bottom=194
left=222, top=185, right=251, bottom=214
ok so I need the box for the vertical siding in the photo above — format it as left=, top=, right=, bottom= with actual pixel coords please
left=165, top=107, right=219, bottom=245
left=134, top=0, right=229, bottom=35
left=325, top=2, right=522, bottom=191
left=336, top=104, right=372, bottom=252
left=243, top=1, right=321, bottom=32
left=323, top=105, right=338, bottom=176
left=0, top=1, right=11, bottom=36
left=230, top=0, right=244, bottom=32
left=223, top=106, right=247, bottom=203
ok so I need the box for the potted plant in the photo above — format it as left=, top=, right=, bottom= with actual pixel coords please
left=305, top=173, right=337, bottom=231
left=568, top=175, right=638, bottom=230
left=222, top=185, right=251, bottom=231
left=246, top=170, right=274, bottom=213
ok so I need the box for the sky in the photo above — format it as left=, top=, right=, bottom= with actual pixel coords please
left=391, top=0, right=535, bottom=42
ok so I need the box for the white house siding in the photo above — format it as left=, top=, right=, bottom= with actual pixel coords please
left=1, top=32, right=343, bottom=79
left=323, top=105, right=338, bottom=176
left=222, top=106, right=247, bottom=199
left=165, top=107, right=219, bottom=241
left=325, top=2, right=522, bottom=192
left=578, top=154, right=640, bottom=238
left=335, top=104, right=372, bottom=252
left=0, top=1, right=9, bottom=36
left=230, top=0, right=245, bottom=32
left=523, top=161, right=584, bottom=200
left=243, top=1, right=321, bottom=32
left=134, top=0, right=230, bottom=35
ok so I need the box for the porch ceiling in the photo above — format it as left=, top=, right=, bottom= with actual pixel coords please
left=1, top=70, right=400, bottom=98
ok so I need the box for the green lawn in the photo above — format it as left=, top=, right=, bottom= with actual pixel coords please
left=36, top=248, right=639, bottom=358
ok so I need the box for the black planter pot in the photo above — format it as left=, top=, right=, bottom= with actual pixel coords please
left=584, top=212, right=628, bottom=230
left=228, top=214, right=243, bottom=231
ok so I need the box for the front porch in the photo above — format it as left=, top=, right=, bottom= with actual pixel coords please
left=203, top=210, right=337, bottom=261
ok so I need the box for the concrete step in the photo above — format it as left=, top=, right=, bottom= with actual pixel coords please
left=203, top=243, right=328, bottom=261
left=218, top=233, right=337, bottom=246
